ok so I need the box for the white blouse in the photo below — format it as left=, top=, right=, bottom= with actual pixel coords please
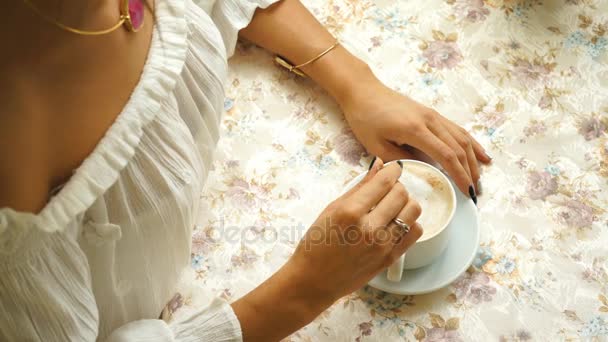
left=0, top=0, right=277, bottom=340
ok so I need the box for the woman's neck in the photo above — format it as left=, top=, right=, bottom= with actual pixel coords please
left=1, top=0, right=122, bottom=66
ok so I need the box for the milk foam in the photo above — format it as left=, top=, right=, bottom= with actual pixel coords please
left=398, top=163, right=454, bottom=240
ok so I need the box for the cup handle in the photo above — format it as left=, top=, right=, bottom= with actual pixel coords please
left=386, top=254, right=405, bottom=282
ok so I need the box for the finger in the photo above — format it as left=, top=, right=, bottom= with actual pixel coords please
left=409, top=127, right=472, bottom=196
left=367, top=182, right=408, bottom=228
left=467, top=143, right=480, bottom=194
left=429, top=123, right=472, bottom=185
left=385, top=199, right=422, bottom=243
left=341, top=157, right=384, bottom=199
left=464, top=141, right=480, bottom=193
left=442, top=122, right=480, bottom=193
left=389, top=222, right=424, bottom=261
left=397, top=198, right=422, bottom=226
left=461, top=127, right=492, bottom=164
left=347, top=162, right=403, bottom=214
left=436, top=114, right=491, bottom=164
left=377, top=141, right=414, bottom=162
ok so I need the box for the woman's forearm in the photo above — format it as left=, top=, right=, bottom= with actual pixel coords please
left=231, top=259, right=335, bottom=341
left=232, top=3, right=377, bottom=340
left=239, top=0, right=377, bottom=106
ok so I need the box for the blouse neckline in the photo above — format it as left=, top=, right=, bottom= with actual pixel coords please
left=0, top=0, right=189, bottom=232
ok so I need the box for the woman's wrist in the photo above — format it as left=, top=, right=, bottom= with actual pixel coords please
left=231, top=259, right=335, bottom=341
left=239, top=0, right=378, bottom=107
left=281, top=256, right=339, bottom=310
left=299, top=45, right=379, bottom=108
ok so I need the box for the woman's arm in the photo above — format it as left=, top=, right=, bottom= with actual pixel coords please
left=231, top=160, right=423, bottom=341
left=232, top=1, right=489, bottom=339
left=239, top=0, right=492, bottom=200
left=229, top=257, right=334, bottom=341
left=239, top=0, right=368, bottom=105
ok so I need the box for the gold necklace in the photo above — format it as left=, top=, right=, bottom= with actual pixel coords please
left=21, top=0, right=145, bottom=36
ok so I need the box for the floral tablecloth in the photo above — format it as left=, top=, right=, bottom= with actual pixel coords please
left=183, top=0, right=608, bottom=340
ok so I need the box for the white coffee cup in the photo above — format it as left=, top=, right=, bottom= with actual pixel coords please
left=385, top=160, right=457, bottom=282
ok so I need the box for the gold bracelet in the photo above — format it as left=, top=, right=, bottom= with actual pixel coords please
left=274, top=40, right=340, bottom=77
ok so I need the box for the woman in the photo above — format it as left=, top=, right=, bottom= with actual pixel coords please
left=0, top=0, right=490, bottom=340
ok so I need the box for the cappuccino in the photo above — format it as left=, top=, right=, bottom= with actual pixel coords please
left=398, top=162, right=455, bottom=241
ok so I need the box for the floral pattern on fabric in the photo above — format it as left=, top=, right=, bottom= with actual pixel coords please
left=179, top=0, right=608, bottom=340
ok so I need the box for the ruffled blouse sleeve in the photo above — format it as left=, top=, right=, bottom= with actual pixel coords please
left=108, top=299, right=242, bottom=341
left=196, top=0, right=281, bottom=57
left=0, top=210, right=242, bottom=342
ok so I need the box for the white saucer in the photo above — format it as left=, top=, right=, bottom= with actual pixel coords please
left=344, top=171, right=480, bottom=295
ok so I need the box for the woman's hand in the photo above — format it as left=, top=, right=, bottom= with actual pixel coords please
left=238, top=0, right=489, bottom=199
left=232, top=159, right=423, bottom=341
left=289, top=159, right=423, bottom=298
left=339, top=79, right=492, bottom=199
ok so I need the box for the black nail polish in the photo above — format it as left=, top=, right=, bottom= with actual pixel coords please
left=368, top=156, right=377, bottom=171
left=397, top=160, right=403, bottom=169
left=469, top=185, right=477, bottom=205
